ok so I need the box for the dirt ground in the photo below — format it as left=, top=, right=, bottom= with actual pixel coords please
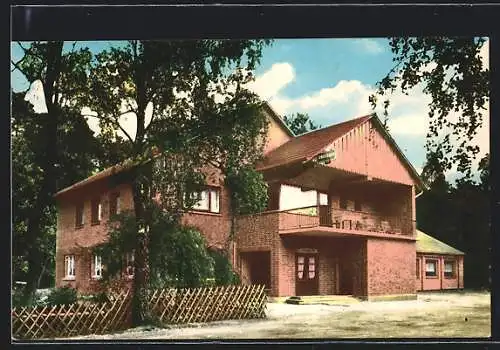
left=67, top=291, right=490, bottom=340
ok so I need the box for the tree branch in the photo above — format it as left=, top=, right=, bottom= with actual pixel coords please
left=83, top=113, right=135, bottom=144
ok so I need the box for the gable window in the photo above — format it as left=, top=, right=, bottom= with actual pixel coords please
left=190, top=188, right=220, bottom=213
left=75, top=203, right=85, bottom=228
left=91, top=198, right=102, bottom=225
left=125, top=252, right=134, bottom=278
left=64, top=255, right=75, bottom=279
left=444, top=260, right=456, bottom=278
left=109, top=192, right=121, bottom=217
left=425, top=259, right=438, bottom=278
left=92, top=255, right=102, bottom=279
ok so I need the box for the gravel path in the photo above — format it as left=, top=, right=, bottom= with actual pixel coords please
left=64, top=292, right=490, bottom=340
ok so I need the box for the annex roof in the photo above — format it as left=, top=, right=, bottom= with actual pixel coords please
left=416, top=230, right=465, bottom=256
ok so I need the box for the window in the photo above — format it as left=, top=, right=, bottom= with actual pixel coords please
left=416, top=259, right=420, bottom=279
left=92, top=255, right=102, bottom=279
left=425, top=259, right=438, bottom=277
left=109, top=192, right=121, bottom=216
left=354, top=200, right=362, bottom=212
left=444, top=260, right=456, bottom=278
left=75, top=203, right=84, bottom=228
left=319, top=193, right=328, bottom=206
left=339, top=197, right=348, bottom=210
left=125, top=252, right=134, bottom=277
left=190, top=188, right=220, bottom=213
left=64, top=255, right=75, bottom=279
left=91, top=198, right=102, bottom=225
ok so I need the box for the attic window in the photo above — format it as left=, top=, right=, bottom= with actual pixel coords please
left=75, top=203, right=84, bottom=228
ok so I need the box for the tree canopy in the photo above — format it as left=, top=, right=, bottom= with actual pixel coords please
left=370, top=37, right=489, bottom=179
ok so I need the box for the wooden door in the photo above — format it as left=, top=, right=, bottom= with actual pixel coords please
left=295, top=254, right=319, bottom=296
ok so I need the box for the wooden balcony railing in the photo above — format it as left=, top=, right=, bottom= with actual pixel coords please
left=278, top=205, right=415, bottom=236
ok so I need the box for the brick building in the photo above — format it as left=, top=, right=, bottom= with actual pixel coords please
left=54, top=102, right=464, bottom=298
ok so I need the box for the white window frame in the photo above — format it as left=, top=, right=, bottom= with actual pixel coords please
left=92, top=255, right=102, bottom=279
left=425, top=259, right=438, bottom=278
left=189, top=187, right=220, bottom=213
left=65, top=255, right=75, bottom=279
left=97, top=203, right=102, bottom=221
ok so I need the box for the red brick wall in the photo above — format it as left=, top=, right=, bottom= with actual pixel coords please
left=366, top=238, right=416, bottom=296
left=235, top=212, right=280, bottom=294
left=418, top=254, right=464, bottom=291
left=181, top=185, right=232, bottom=250
left=277, top=236, right=366, bottom=297
left=55, top=182, right=134, bottom=293
left=56, top=177, right=234, bottom=294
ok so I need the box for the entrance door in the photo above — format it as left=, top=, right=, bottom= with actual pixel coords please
left=295, top=254, right=319, bottom=296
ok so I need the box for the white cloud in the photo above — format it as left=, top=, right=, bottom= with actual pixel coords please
left=353, top=39, right=384, bottom=55
left=297, top=80, right=369, bottom=109
left=388, top=114, right=428, bottom=136
left=24, top=80, right=48, bottom=114
left=247, top=62, right=295, bottom=99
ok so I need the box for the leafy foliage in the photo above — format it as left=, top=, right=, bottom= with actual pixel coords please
left=80, top=40, right=272, bottom=324
left=226, top=166, right=269, bottom=216
left=417, top=152, right=490, bottom=289
left=208, top=249, right=241, bottom=286
left=94, top=208, right=215, bottom=289
left=45, top=286, right=78, bottom=306
left=283, top=112, right=321, bottom=135
left=370, top=37, right=489, bottom=178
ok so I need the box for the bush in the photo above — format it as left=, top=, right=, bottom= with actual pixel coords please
left=46, top=286, right=77, bottom=306
left=209, top=249, right=241, bottom=286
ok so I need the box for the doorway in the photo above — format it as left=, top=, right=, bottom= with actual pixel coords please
left=295, top=253, right=319, bottom=296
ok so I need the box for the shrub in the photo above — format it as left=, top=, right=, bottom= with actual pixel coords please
left=209, top=249, right=241, bottom=286
left=46, top=286, right=77, bottom=306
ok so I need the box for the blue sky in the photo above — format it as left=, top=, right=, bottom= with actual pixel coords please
left=11, top=39, right=490, bottom=181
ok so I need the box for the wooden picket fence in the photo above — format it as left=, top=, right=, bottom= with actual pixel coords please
left=12, top=284, right=267, bottom=339
left=11, top=290, right=132, bottom=340
left=146, top=284, right=267, bottom=324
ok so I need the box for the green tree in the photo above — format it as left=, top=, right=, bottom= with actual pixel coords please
left=417, top=152, right=490, bottom=289
left=370, top=37, right=489, bottom=178
left=11, top=42, right=99, bottom=302
left=81, top=40, right=272, bottom=325
left=283, top=112, right=321, bottom=135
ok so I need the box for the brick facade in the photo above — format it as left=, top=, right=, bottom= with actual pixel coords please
left=416, top=254, right=464, bottom=291
left=54, top=109, right=459, bottom=299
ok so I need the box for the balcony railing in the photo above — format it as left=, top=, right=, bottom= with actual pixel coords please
left=278, top=205, right=415, bottom=236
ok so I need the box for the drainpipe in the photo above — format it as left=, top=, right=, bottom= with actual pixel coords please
left=415, top=190, right=424, bottom=199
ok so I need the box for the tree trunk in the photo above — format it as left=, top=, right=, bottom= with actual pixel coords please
left=22, top=41, right=64, bottom=303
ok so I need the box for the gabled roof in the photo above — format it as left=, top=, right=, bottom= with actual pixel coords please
left=256, top=112, right=426, bottom=191
left=416, top=230, right=465, bottom=255
left=262, top=101, right=295, bottom=138
left=256, top=114, right=372, bottom=171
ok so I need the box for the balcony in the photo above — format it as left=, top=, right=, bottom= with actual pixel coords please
left=278, top=205, right=415, bottom=238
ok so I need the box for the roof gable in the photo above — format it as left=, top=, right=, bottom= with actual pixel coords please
left=416, top=230, right=465, bottom=255
left=257, top=113, right=425, bottom=191
left=256, top=114, right=372, bottom=171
